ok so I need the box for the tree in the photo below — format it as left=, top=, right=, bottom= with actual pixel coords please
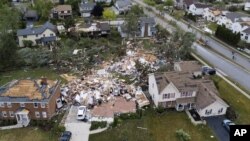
left=91, top=4, right=104, bottom=17
left=0, top=33, right=19, bottom=71
left=130, top=5, right=144, bottom=16
left=0, top=5, right=20, bottom=32
left=176, top=129, right=191, bottom=141
left=64, top=17, right=75, bottom=29
left=165, top=0, right=174, bottom=6
left=66, top=0, right=81, bottom=16
left=34, top=0, right=53, bottom=21
left=103, top=9, right=116, bottom=21
left=125, top=12, right=138, bottom=38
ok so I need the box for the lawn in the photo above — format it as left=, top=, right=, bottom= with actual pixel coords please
left=0, top=68, right=67, bottom=86
left=89, top=110, right=217, bottom=141
left=212, top=76, right=250, bottom=124
left=0, top=127, right=57, bottom=141
left=207, top=22, right=218, bottom=33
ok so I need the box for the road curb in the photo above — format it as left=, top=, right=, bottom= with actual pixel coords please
left=191, top=53, right=250, bottom=99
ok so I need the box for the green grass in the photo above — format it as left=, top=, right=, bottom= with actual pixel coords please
left=0, top=68, right=67, bottom=86
left=172, top=10, right=185, bottom=20
left=212, top=76, right=250, bottom=124
left=89, top=110, right=217, bottom=141
left=207, top=22, right=218, bottom=33
left=0, top=127, right=57, bottom=141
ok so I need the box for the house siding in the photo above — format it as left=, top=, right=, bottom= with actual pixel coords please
left=197, top=101, right=227, bottom=117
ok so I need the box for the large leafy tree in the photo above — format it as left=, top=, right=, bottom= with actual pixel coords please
left=0, top=5, right=20, bottom=32
left=91, top=4, right=104, bottom=17
left=103, top=9, right=116, bottom=21
left=34, top=0, right=53, bottom=21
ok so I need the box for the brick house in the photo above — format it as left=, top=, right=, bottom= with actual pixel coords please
left=0, top=78, right=61, bottom=127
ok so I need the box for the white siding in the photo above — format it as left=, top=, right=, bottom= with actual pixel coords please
left=159, top=83, right=180, bottom=102
left=197, top=101, right=228, bottom=117
left=189, top=4, right=204, bottom=16
left=18, top=29, right=56, bottom=47
left=241, top=32, right=250, bottom=43
left=148, top=74, right=160, bottom=107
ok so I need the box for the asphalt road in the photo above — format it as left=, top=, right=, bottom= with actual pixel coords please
left=193, top=43, right=250, bottom=91
left=205, top=116, right=229, bottom=141
left=134, top=0, right=250, bottom=91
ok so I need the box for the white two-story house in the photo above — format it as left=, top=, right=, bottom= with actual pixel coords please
left=241, top=27, right=250, bottom=43
left=17, top=22, right=57, bottom=47
left=231, top=17, right=250, bottom=33
left=79, top=1, right=96, bottom=18
left=148, top=61, right=229, bottom=117
left=217, top=12, right=247, bottom=29
left=115, top=0, right=132, bottom=14
left=188, top=3, right=211, bottom=16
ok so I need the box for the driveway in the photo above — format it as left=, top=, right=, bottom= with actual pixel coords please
left=64, top=106, right=91, bottom=141
left=205, top=116, right=229, bottom=141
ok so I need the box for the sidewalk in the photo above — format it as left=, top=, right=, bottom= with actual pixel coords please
left=0, top=124, right=23, bottom=130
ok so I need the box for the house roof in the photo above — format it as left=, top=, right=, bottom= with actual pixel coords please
left=116, top=0, right=131, bottom=9
left=225, top=12, right=247, bottom=22
left=97, top=22, right=110, bottom=31
left=79, top=2, right=96, bottom=12
left=0, top=79, right=61, bottom=102
left=183, top=0, right=194, bottom=6
left=242, top=27, right=250, bottom=34
left=17, top=21, right=57, bottom=36
left=174, top=61, right=201, bottom=73
left=24, top=10, right=38, bottom=18
left=193, top=3, right=211, bottom=8
left=196, top=81, right=228, bottom=110
left=139, top=17, right=156, bottom=25
left=176, top=97, right=196, bottom=104
left=154, top=73, right=170, bottom=94
left=53, top=5, right=72, bottom=12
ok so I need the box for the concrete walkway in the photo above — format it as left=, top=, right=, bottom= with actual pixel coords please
left=0, top=124, right=23, bottom=130
left=89, top=125, right=109, bottom=135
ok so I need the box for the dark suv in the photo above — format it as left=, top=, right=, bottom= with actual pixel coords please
left=59, top=131, right=72, bottom=141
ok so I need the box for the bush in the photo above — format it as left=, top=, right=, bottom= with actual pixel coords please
left=226, top=107, right=237, bottom=121
left=155, top=106, right=165, bottom=114
left=90, top=121, right=107, bottom=130
left=143, top=0, right=156, bottom=6
left=184, top=13, right=196, bottom=22
left=215, top=25, right=241, bottom=46
left=23, top=40, right=33, bottom=47
left=228, top=6, right=238, bottom=12
left=176, top=129, right=191, bottom=141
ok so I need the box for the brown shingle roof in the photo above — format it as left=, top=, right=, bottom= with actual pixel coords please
left=174, top=61, right=201, bottom=73
left=54, top=5, right=72, bottom=12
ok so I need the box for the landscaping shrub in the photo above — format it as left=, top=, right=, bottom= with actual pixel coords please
left=228, top=6, right=238, bottom=12
left=23, top=40, right=33, bottom=47
left=226, top=107, right=238, bottom=121
left=155, top=106, right=165, bottom=114
left=143, top=0, right=156, bottom=6
left=176, top=129, right=191, bottom=141
left=184, top=13, right=196, bottom=22
left=215, top=25, right=240, bottom=46
left=90, top=121, right=107, bottom=130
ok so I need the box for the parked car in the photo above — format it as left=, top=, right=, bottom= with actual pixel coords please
left=77, top=106, right=87, bottom=120
left=222, top=119, right=235, bottom=131
left=59, top=131, right=72, bottom=141
left=201, top=66, right=216, bottom=75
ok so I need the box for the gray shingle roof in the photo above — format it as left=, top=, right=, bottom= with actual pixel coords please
left=79, top=2, right=96, bottom=12
left=194, top=3, right=211, bottom=8
left=225, top=12, right=247, bottom=22
left=17, top=22, right=57, bottom=36
left=139, top=17, right=156, bottom=26
left=116, top=0, right=131, bottom=9
left=24, top=10, right=38, bottom=18
left=98, top=22, right=110, bottom=31
left=243, top=27, right=250, bottom=34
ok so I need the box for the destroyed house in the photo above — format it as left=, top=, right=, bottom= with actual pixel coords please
left=0, top=78, right=61, bottom=127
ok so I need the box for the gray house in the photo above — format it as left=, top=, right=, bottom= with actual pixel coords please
left=17, top=22, right=58, bottom=47
left=115, top=0, right=132, bottom=14
left=79, top=1, right=96, bottom=18
left=23, top=10, right=39, bottom=22
left=118, top=17, right=157, bottom=38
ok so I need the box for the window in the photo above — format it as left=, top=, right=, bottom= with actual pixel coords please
left=218, top=108, right=223, bottom=114
left=0, top=102, right=4, bottom=107
left=9, top=111, right=14, bottom=117
left=23, top=35, right=27, bottom=38
left=41, top=103, right=45, bottom=108
left=42, top=112, right=47, bottom=118
left=50, top=33, right=54, bottom=36
left=34, top=103, right=38, bottom=108
left=36, top=34, right=38, bottom=37
left=205, top=109, right=212, bottom=115
left=245, top=36, right=248, bottom=40
left=152, top=83, right=154, bottom=88
left=67, top=10, right=70, bottom=13
left=2, top=111, right=7, bottom=117
left=43, top=34, right=45, bottom=37
left=163, top=94, right=170, bottom=99
left=20, top=103, right=25, bottom=107
left=7, top=102, right=12, bottom=108
left=35, top=112, right=40, bottom=118
left=170, top=93, right=175, bottom=98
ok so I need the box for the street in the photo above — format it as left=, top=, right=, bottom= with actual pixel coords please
left=133, top=0, right=250, bottom=91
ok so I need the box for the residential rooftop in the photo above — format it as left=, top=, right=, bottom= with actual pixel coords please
left=174, top=61, right=202, bottom=73
left=53, top=5, right=72, bottom=12
left=0, top=79, right=60, bottom=102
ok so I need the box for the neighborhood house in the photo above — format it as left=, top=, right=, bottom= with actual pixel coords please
left=51, top=5, right=72, bottom=19
left=17, top=22, right=58, bottom=47
left=115, top=0, right=132, bottom=14
left=188, top=3, right=211, bottom=16
left=0, top=78, right=61, bottom=127
left=79, top=1, right=96, bottom=18
left=148, top=61, right=229, bottom=117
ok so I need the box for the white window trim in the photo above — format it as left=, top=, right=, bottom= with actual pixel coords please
left=9, top=111, right=14, bottom=117
left=42, top=112, right=47, bottom=118
left=7, top=102, right=12, bottom=108
left=34, top=103, right=38, bottom=108
left=35, top=111, right=40, bottom=118
left=0, top=102, right=4, bottom=107
left=2, top=111, right=7, bottom=117
left=20, top=103, right=25, bottom=107
left=41, top=103, right=45, bottom=108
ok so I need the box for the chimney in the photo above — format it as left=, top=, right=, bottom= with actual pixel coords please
left=41, top=77, right=48, bottom=85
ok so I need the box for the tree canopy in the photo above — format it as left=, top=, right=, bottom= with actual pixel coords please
left=103, top=9, right=116, bottom=20
left=91, top=4, right=104, bottom=17
left=34, top=0, right=53, bottom=21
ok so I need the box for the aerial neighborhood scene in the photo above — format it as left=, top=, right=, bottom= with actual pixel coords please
left=1, top=0, right=250, bottom=141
